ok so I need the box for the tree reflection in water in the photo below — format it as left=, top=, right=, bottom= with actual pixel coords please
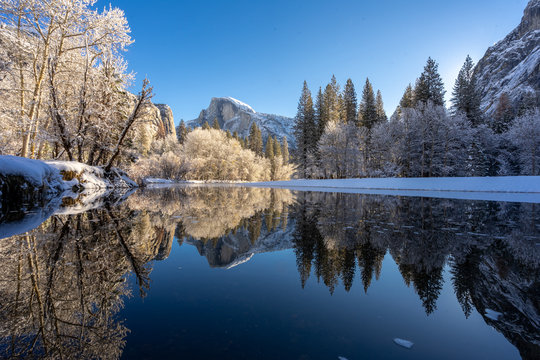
left=290, top=192, right=539, bottom=360
left=0, top=187, right=538, bottom=359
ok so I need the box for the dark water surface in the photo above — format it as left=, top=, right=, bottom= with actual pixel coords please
left=0, top=186, right=539, bottom=359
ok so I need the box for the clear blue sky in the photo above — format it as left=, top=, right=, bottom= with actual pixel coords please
left=107, top=0, right=529, bottom=124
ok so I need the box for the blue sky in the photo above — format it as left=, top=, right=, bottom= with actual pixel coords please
left=108, top=0, right=529, bottom=124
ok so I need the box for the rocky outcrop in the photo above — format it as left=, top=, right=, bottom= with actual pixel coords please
left=130, top=93, right=176, bottom=141
left=188, top=97, right=295, bottom=146
left=155, top=104, right=176, bottom=138
left=475, top=0, right=540, bottom=116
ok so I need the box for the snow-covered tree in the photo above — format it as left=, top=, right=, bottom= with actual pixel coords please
left=370, top=118, right=405, bottom=176
left=506, top=109, right=540, bottom=175
left=318, top=121, right=366, bottom=178
left=0, top=0, right=133, bottom=161
left=467, top=125, right=501, bottom=176
left=400, top=102, right=470, bottom=177
left=184, top=128, right=268, bottom=181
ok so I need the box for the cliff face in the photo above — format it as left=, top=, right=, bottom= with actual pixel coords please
left=155, top=104, right=176, bottom=139
left=475, top=0, right=540, bottom=116
left=188, top=97, right=295, bottom=145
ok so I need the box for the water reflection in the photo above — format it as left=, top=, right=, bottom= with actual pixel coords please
left=0, top=187, right=538, bottom=359
left=290, top=192, right=539, bottom=359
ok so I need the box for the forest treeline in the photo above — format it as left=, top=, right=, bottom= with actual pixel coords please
left=1, top=0, right=538, bottom=182
left=293, top=57, right=540, bottom=178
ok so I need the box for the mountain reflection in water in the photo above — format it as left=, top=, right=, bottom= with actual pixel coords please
left=0, top=186, right=538, bottom=359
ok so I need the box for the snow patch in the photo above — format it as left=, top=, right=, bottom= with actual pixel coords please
left=485, top=309, right=503, bottom=321
left=224, top=97, right=255, bottom=113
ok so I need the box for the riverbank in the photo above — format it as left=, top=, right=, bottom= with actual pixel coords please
left=245, top=177, right=540, bottom=203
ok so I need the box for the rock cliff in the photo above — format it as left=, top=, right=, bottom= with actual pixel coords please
left=475, top=0, right=540, bottom=116
left=188, top=97, right=295, bottom=145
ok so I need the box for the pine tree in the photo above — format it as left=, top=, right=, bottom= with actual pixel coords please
left=400, top=84, right=415, bottom=109
left=294, top=81, right=316, bottom=177
left=248, top=123, right=263, bottom=156
left=451, top=55, right=483, bottom=126
left=324, top=75, right=342, bottom=123
left=202, top=121, right=211, bottom=130
left=212, top=117, right=221, bottom=130
left=315, top=87, right=325, bottom=142
left=394, top=84, right=415, bottom=118
left=414, top=57, right=446, bottom=107
left=282, top=136, right=290, bottom=163
left=233, top=131, right=239, bottom=140
left=273, top=136, right=282, bottom=158
left=375, top=90, right=387, bottom=123
left=492, top=92, right=514, bottom=134
left=226, top=130, right=232, bottom=138
left=343, top=78, right=358, bottom=125
left=177, top=120, right=188, bottom=144
left=359, top=78, right=378, bottom=129
left=265, top=136, right=274, bottom=158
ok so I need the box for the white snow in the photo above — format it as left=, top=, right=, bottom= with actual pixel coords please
left=223, top=97, right=255, bottom=113
left=245, top=177, right=540, bottom=203
left=46, top=160, right=108, bottom=189
left=393, top=338, right=414, bottom=349
left=485, top=309, right=503, bottom=321
left=226, top=253, right=254, bottom=270
left=144, top=178, right=175, bottom=184
left=0, top=155, right=65, bottom=191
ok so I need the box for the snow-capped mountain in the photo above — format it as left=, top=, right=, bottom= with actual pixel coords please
left=184, top=219, right=295, bottom=269
left=474, top=0, right=540, bottom=116
left=187, top=97, right=295, bottom=146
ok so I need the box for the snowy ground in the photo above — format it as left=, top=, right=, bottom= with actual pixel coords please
left=245, top=177, right=540, bottom=203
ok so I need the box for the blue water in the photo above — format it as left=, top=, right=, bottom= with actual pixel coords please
left=120, top=245, right=519, bottom=360
left=1, top=187, right=538, bottom=359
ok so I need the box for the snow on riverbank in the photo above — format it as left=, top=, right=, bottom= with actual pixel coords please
left=0, top=155, right=67, bottom=194
left=0, top=155, right=137, bottom=194
left=1, top=156, right=138, bottom=239
left=46, top=160, right=136, bottom=189
left=245, top=177, right=540, bottom=203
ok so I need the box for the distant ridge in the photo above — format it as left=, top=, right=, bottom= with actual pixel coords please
left=186, top=97, right=295, bottom=146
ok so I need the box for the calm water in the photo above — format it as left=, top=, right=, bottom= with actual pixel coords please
left=0, top=186, right=539, bottom=359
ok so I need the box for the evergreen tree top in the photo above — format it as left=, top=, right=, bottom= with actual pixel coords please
left=414, top=57, right=446, bottom=107
left=451, top=55, right=483, bottom=126
left=359, top=78, right=378, bottom=129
